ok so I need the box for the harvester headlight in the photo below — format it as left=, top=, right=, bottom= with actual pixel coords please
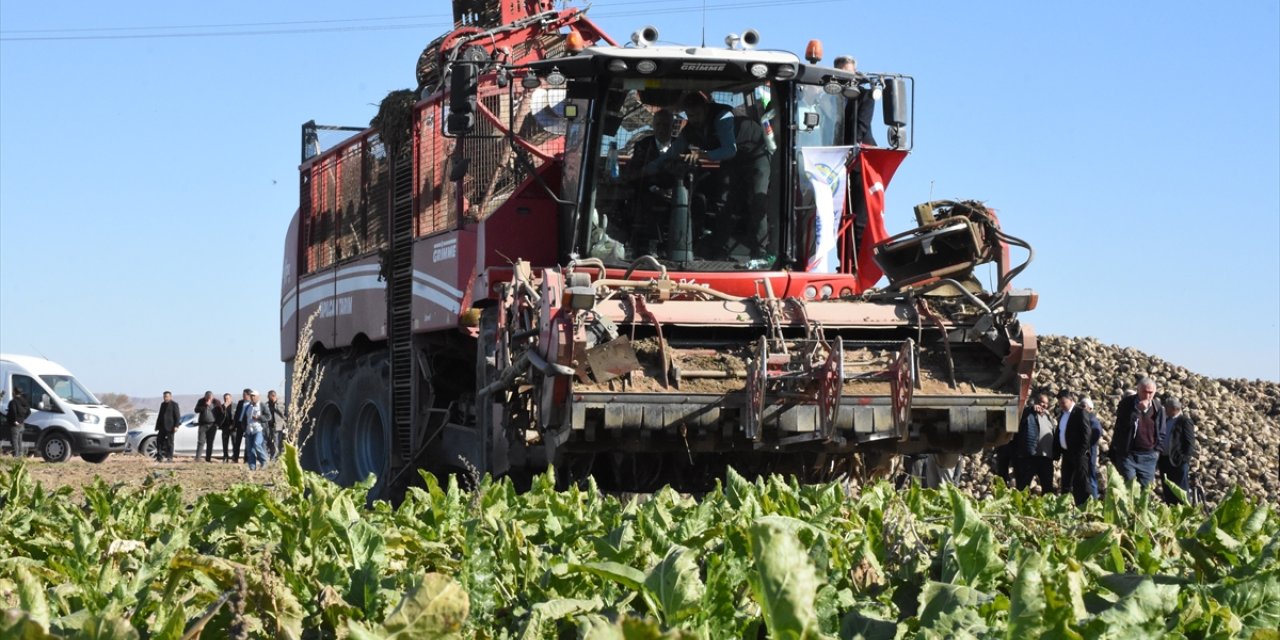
left=546, top=68, right=567, bottom=87
left=839, top=287, right=853, bottom=298
left=637, top=59, right=658, bottom=74
left=804, top=285, right=818, bottom=300
left=749, top=63, right=768, bottom=78
left=823, top=81, right=843, bottom=95
left=821, top=284, right=834, bottom=299
left=608, top=59, right=628, bottom=72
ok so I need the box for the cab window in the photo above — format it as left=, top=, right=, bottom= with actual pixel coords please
left=40, top=374, right=97, bottom=405
left=14, top=375, right=59, bottom=413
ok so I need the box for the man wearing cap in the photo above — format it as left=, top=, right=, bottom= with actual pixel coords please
left=1109, top=377, right=1165, bottom=486
left=1158, top=396, right=1197, bottom=504
left=1054, top=390, right=1077, bottom=494
left=5, top=388, right=31, bottom=458
left=1064, top=396, right=1103, bottom=505
left=240, top=390, right=269, bottom=470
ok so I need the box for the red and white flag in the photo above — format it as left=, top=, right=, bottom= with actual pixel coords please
left=854, top=148, right=908, bottom=291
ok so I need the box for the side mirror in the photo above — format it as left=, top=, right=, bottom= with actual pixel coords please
left=38, top=397, right=49, bottom=411
left=882, top=77, right=909, bottom=127
left=446, top=63, right=479, bottom=135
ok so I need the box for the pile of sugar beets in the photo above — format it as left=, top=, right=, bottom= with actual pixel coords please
left=947, top=335, right=1280, bottom=505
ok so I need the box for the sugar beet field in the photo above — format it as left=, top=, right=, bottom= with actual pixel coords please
left=1, top=447, right=1278, bottom=639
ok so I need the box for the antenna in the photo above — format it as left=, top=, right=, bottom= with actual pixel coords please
left=701, top=0, right=706, bottom=47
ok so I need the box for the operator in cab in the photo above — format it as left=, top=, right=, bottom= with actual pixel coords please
left=678, top=92, right=771, bottom=262
left=623, top=108, right=685, bottom=254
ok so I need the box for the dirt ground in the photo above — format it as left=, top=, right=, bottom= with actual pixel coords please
left=0, top=452, right=283, bottom=503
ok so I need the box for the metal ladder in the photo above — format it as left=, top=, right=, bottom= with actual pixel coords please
left=387, top=149, right=417, bottom=466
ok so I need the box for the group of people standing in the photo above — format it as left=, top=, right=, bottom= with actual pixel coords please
left=152, top=388, right=287, bottom=471
left=998, top=377, right=1199, bottom=505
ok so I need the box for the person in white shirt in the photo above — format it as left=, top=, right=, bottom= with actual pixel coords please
left=241, top=389, right=269, bottom=470
left=1055, top=390, right=1076, bottom=493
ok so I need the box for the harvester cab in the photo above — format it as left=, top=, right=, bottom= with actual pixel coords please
left=453, top=25, right=918, bottom=277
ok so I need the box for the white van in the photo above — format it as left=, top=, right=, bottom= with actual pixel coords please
left=0, top=354, right=128, bottom=462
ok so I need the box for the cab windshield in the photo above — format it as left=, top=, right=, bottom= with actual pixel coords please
left=39, top=374, right=99, bottom=405
left=581, top=78, right=782, bottom=271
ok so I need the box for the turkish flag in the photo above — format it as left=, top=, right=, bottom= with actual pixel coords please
left=853, top=148, right=908, bottom=291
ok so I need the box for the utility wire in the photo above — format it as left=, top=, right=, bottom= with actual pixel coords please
left=0, top=14, right=452, bottom=35
left=1, top=0, right=840, bottom=42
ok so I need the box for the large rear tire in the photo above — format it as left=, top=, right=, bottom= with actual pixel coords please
left=341, top=352, right=391, bottom=488
left=300, top=352, right=351, bottom=483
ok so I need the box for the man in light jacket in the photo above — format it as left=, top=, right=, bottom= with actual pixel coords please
left=264, top=390, right=287, bottom=460
left=241, top=390, right=269, bottom=471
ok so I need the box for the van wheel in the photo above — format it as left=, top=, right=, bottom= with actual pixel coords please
left=40, top=433, right=73, bottom=463
left=81, top=452, right=109, bottom=463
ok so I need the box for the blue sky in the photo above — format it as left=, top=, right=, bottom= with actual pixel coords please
left=1, top=0, right=1277, bottom=398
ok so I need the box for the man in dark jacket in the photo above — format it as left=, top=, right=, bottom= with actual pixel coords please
left=154, top=391, right=182, bottom=462
left=1053, top=390, right=1077, bottom=494
left=229, top=388, right=251, bottom=462
left=1158, top=396, right=1197, bottom=504
left=1064, top=396, right=1104, bottom=505
left=218, top=392, right=237, bottom=462
left=1015, top=393, right=1055, bottom=493
left=193, top=391, right=220, bottom=463
left=6, top=388, right=32, bottom=458
left=1109, top=377, right=1165, bottom=487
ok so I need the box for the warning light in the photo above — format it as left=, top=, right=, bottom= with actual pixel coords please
left=805, top=39, right=823, bottom=64
left=566, top=31, right=586, bottom=53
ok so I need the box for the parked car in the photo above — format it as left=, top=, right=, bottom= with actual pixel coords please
left=125, top=413, right=206, bottom=459
left=1, top=354, right=128, bottom=462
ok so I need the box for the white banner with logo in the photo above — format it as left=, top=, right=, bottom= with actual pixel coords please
left=801, top=146, right=854, bottom=272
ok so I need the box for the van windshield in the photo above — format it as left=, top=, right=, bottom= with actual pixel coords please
left=39, top=375, right=99, bottom=405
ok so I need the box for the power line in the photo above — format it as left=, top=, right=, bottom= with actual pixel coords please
left=0, top=13, right=452, bottom=35
left=0, top=0, right=842, bottom=43
left=0, top=22, right=453, bottom=42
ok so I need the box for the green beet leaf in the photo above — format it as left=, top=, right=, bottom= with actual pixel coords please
left=373, top=573, right=470, bottom=639
left=643, top=545, right=705, bottom=625
left=1209, top=570, right=1280, bottom=638
left=748, top=519, right=824, bottom=639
